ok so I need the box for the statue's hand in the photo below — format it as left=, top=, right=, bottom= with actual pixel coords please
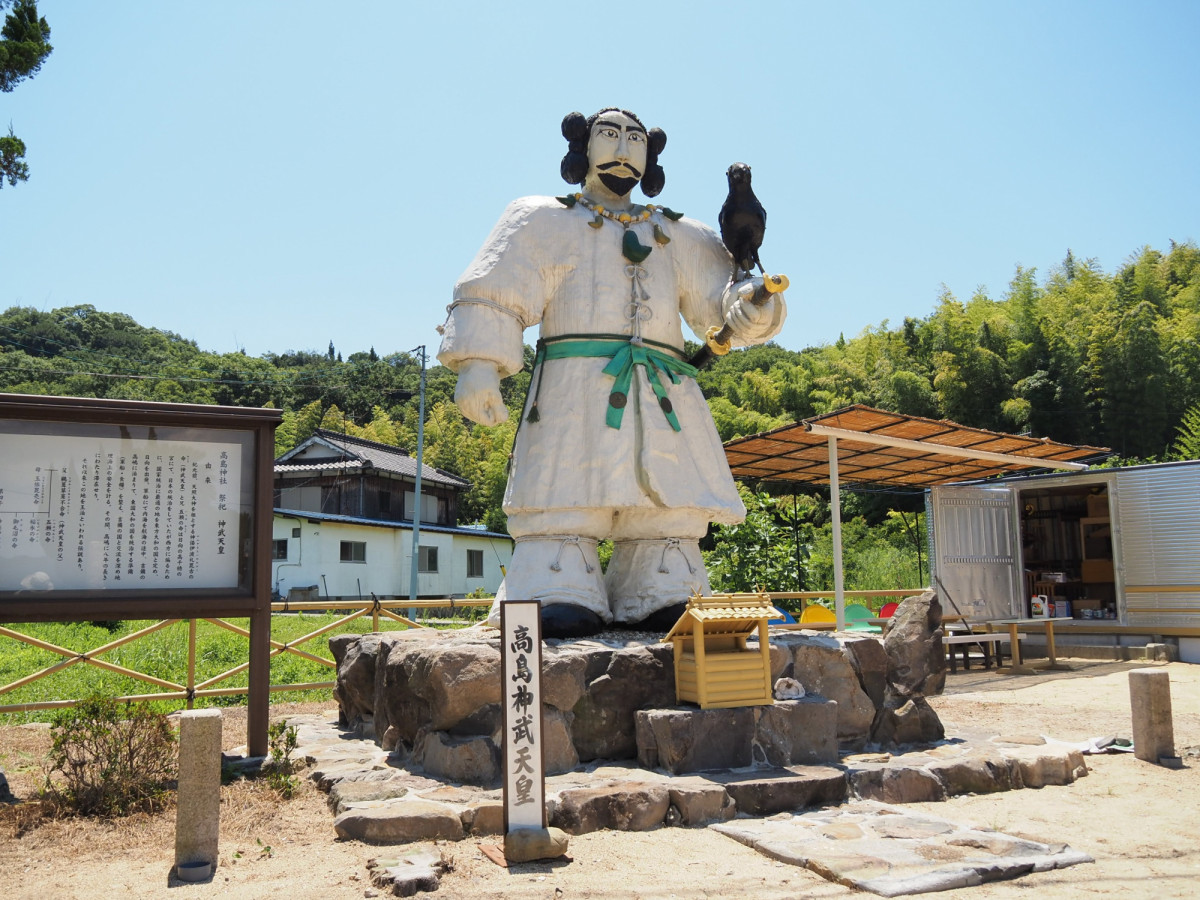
left=726, top=276, right=783, bottom=332
left=454, top=359, right=509, bottom=426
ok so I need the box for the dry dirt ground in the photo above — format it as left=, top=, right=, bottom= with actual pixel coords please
left=2, top=659, right=1199, bottom=899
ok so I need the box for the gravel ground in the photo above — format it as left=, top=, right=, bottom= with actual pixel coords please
left=2, top=659, right=1197, bottom=899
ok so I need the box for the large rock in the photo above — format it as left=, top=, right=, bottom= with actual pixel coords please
left=1005, top=746, right=1088, bottom=787
left=569, top=643, right=677, bottom=761
left=869, top=590, right=947, bottom=746
left=870, top=697, right=945, bottom=746
left=635, top=707, right=755, bottom=772
left=327, top=779, right=409, bottom=814
left=882, top=590, right=946, bottom=698
left=851, top=765, right=947, bottom=804
left=413, top=729, right=498, bottom=785
left=754, top=697, right=839, bottom=766
left=770, top=632, right=877, bottom=743
left=333, top=799, right=465, bottom=843
left=551, top=783, right=671, bottom=834
left=540, top=707, right=581, bottom=774
left=710, top=766, right=848, bottom=816
left=667, top=780, right=736, bottom=825
left=842, top=635, right=889, bottom=709
left=635, top=699, right=838, bottom=774
left=332, top=631, right=383, bottom=726
left=373, top=632, right=439, bottom=748
left=926, top=756, right=1019, bottom=795
left=415, top=642, right=503, bottom=731
left=461, top=800, right=504, bottom=835
left=541, top=650, right=589, bottom=712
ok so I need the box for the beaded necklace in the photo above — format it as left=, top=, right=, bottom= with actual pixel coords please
left=555, top=192, right=680, bottom=263
left=576, top=193, right=654, bottom=228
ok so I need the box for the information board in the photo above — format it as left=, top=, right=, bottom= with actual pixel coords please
left=1, top=432, right=243, bottom=593
left=0, top=392, right=280, bottom=757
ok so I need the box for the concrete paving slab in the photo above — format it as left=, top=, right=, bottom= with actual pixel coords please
left=712, top=800, right=1092, bottom=897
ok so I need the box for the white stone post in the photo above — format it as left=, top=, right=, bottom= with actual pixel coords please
left=175, top=708, right=223, bottom=877
left=1129, top=667, right=1176, bottom=765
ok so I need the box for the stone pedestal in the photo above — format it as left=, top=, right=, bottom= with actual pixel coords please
left=175, top=709, right=223, bottom=874
left=635, top=697, right=838, bottom=774
left=1129, top=667, right=1175, bottom=764
left=331, top=613, right=942, bottom=777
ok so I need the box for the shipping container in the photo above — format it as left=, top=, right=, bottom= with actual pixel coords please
left=928, top=460, right=1200, bottom=660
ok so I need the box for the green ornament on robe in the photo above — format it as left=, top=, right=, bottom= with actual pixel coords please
left=622, top=229, right=653, bottom=263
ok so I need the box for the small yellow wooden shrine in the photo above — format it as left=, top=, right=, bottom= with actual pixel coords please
left=661, top=592, right=783, bottom=709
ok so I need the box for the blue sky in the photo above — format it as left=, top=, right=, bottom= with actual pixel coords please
left=4, top=1, right=1198, bottom=361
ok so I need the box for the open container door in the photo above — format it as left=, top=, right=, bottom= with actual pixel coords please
left=929, top=484, right=1022, bottom=620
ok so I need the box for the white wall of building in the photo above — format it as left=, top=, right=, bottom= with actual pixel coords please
left=271, top=514, right=510, bottom=600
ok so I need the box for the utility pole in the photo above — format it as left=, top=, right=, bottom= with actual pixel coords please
left=408, top=345, right=427, bottom=623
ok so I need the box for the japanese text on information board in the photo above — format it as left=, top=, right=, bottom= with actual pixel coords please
left=0, top=433, right=242, bottom=592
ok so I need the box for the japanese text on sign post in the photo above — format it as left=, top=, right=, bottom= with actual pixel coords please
left=501, top=600, right=545, bottom=831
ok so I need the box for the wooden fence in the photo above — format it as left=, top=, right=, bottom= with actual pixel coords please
left=0, top=589, right=924, bottom=715
left=0, top=597, right=492, bottom=715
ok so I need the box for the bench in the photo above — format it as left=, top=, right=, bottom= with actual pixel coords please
left=943, top=630, right=1023, bottom=673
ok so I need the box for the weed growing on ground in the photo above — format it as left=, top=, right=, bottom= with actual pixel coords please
left=40, top=695, right=176, bottom=817
left=264, top=721, right=299, bottom=798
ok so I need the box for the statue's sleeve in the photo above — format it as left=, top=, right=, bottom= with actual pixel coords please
left=673, top=216, right=786, bottom=348
left=437, top=198, right=547, bottom=376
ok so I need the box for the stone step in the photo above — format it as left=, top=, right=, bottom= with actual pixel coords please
left=295, top=714, right=1089, bottom=831
left=705, top=766, right=849, bottom=816
left=287, top=709, right=1090, bottom=895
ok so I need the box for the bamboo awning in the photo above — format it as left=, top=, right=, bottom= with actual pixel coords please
left=724, top=404, right=1109, bottom=488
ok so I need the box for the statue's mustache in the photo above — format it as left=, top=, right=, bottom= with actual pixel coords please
left=596, top=160, right=643, bottom=178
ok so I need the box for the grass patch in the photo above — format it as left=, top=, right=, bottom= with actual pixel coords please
left=0, top=612, right=406, bottom=723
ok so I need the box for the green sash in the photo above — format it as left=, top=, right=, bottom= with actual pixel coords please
left=536, top=336, right=698, bottom=432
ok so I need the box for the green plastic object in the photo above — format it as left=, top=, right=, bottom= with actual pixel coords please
left=844, top=603, right=881, bottom=632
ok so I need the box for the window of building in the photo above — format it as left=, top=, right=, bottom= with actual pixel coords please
left=404, top=490, right=443, bottom=524
left=418, top=545, right=438, bottom=573
left=340, top=541, right=366, bottom=563
left=467, top=549, right=484, bottom=579
left=271, top=539, right=289, bottom=560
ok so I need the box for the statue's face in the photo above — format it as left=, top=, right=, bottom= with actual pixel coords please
left=585, top=111, right=647, bottom=198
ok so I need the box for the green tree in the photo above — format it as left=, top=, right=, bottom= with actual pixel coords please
left=1088, top=298, right=1170, bottom=457
left=1169, top=402, right=1200, bottom=461
left=705, top=487, right=812, bottom=594
left=1, top=0, right=51, bottom=188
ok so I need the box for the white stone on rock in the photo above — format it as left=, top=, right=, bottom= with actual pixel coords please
left=774, top=677, right=806, bottom=699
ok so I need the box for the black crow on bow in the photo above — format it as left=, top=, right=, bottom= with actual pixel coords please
left=719, top=162, right=767, bottom=277
left=690, top=162, right=788, bottom=370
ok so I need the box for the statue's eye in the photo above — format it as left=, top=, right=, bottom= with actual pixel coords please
left=628, top=132, right=645, bottom=143
left=599, top=128, right=618, bottom=139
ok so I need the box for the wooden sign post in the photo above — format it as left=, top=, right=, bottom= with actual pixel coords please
left=500, top=600, right=545, bottom=832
